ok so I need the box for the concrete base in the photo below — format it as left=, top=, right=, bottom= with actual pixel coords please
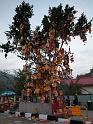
left=19, top=101, right=52, bottom=115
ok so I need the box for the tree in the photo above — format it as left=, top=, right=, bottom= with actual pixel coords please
left=14, top=69, right=26, bottom=96
left=0, top=1, right=92, bottom=114
left=14, top=64, right=32, bottom=96
left=69, top=82, right=82, bottom=95
left=0, top=70, right=15, bottom=93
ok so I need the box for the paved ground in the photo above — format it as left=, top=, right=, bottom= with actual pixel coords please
left=0, top=111, right=93, bottom=124
left=0, top=113, right=58, bottom=124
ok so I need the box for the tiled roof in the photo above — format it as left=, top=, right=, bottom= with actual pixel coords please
left=77, top=77, right=93, bottom=86
left=64, top=76, right=93, bottom=86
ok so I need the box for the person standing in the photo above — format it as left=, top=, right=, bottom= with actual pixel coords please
left=73, top=95, right=78, bottom=106
left=66, top=96, right=70, bottom=106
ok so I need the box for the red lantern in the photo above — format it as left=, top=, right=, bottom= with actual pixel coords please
left=61, top=48, right=64, bottom=54
left=27, top=88, right=31, bottom=96
left=35, top=48, right=40, bottom=55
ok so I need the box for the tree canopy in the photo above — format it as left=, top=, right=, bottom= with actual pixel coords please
left=0, top=2, right=92, bottom=61
left=0, top=1, right=92, bottom=104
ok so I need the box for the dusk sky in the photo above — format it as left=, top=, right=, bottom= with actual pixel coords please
left=0, top=0, right=93, bottom=77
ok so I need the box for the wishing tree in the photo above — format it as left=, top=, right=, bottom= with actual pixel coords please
left=0, top=1, right=92, bottom=115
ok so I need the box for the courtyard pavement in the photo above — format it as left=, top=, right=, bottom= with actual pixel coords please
left=0, top=110, right=93, bottom=124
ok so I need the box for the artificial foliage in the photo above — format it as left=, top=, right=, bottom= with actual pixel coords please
left=0, top=1, right=92, bottom=114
